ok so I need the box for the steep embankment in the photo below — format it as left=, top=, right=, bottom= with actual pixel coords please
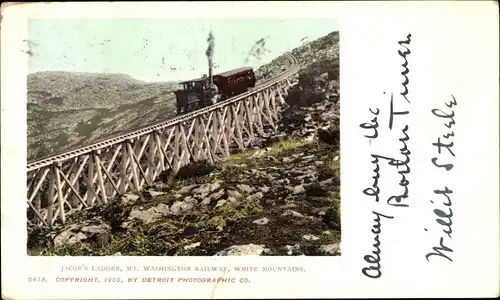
left=27, top=30, right=340, bottom=257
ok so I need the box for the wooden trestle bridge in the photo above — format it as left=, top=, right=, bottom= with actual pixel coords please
left=26, top=54, right=300, bottom=228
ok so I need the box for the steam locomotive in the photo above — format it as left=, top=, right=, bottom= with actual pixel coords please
left=174, top=66, right=256, bottom=115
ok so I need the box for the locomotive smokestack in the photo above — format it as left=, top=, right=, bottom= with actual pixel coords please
left=205, top=30, right=215, bottom=85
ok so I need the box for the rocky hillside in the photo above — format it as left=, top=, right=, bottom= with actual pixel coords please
left=27, top=30, right=340, bottom=257
left=254, top=54, right=291, bottom=81
left=27, top=72, right=180, bottom=160
left=255, top=31, right=339, bottom=85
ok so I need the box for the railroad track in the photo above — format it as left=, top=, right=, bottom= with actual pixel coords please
left=26, top=53, right=301, bottom=227
left=27, top=53, right=300, bottom=172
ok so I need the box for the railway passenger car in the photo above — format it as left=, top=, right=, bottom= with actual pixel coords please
left=174, top=67, right=256, bottom=115
left=212, top=67, right=256, bottom=100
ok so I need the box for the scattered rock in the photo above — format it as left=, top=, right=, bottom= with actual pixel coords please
left=178, top=184, right=199, bottom=194
left=210, top=189, right=226, bottom=201
left=250, top=150, right=266, bottom=158
left=227, top=189, right=243, bottom=199
left=293, top=185, right=306, bottom=194
left=319, top=178, right=334, bottom=187
left=246, top=192, right=264, bottom=201
left=79, top=222, right=111, bottom=235
left=193, top=181, right=221, bottom=195
left=150, top=182, right=170, bottom=191
left=302, top=155, right=315, bottom=161
left=169, top=201, right=193, bottom=216
left=120, top=193, right=139, bottom=205
left=236, top=184, right=254, bottom=194
left=319, top=243, right=340, bottom=255
left=232, top=163, right=248, bottom=168
left=145, top=189, right=165, bottom=198
left=281, top=210, right=304, bottom=218
left=54, top=229, right=87, bottom=249
left=260, top=186, right=270, bottom=193
left=302, top=234, right=320, bottom=241
left=184, top=197, right=198, bottom=206
left=184, top=242, right=201, bottom=250
left=215, top=200, right=227, bottom=208
left=129, top=203, right=169, bottom=224
left=215, top=244, right=269, bottom=256
left=227, top=197, right=238, bottom=203
left=252, top=217, right=269, bottom=225
left=194, top=192, right=209, bottom=201
left=200, top=197, right=211, bottom=206
left=282, top=244, right=302, bottom=255
left=53, top=220, right=112, bottom=249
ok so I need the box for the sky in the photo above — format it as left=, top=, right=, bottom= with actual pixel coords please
left=27, top=18, right=338, bottom=82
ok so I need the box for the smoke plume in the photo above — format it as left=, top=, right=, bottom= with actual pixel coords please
left=244, top=36, right=271, bottom=64
left=206, top=30, right=215, bottom=83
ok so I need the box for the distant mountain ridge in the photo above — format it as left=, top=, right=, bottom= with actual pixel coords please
left=28, top=71, right=180, bottom=111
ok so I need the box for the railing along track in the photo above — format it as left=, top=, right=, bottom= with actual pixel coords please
left=28, top=53, right=299, bottom=172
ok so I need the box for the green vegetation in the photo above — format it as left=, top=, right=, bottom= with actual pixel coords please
left=223, top=138, right=314, bottom=166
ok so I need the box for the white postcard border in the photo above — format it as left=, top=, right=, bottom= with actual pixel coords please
left=1, top=1, right=499, bottom=299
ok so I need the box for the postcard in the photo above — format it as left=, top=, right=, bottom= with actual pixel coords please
left=1, top=1, right=498, bottom=299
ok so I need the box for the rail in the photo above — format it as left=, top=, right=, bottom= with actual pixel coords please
left=26, top=53, right=300, bottom=227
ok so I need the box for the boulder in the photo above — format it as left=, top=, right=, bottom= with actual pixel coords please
left=215, top=244, right=269, bottom=256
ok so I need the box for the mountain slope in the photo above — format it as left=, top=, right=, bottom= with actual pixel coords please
left=27, top=30, right=341, bottom=257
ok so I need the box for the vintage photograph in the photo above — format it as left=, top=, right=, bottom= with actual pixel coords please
left=26, top=18, right=340, bottom=256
